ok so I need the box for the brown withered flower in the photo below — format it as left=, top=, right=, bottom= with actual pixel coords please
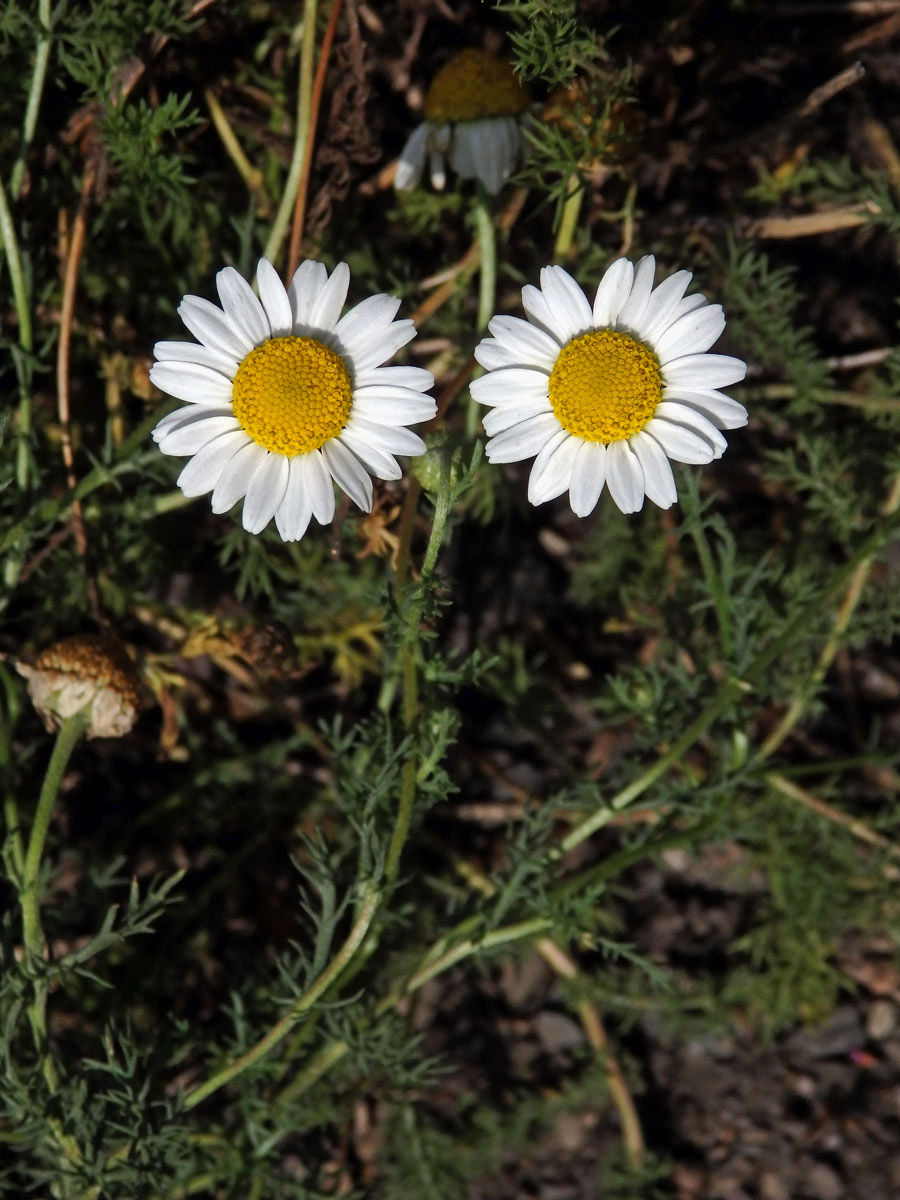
left=17, top=633, right=141, bottom=739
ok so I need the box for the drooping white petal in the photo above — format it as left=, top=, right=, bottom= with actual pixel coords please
left=539, top=266, right=594, bottom=341
left=338, top=427, right=401, bottom=480
left=654, top=305, right=725, bottom=363
left=256, top=257, right=293, bottom=338
left=289, top=260, right=328, bottom=328
left=150, top=361, right=235, bottom=405
left=275, top=456, right=314, bottom=542
left=449, top=122, right=477, bottom=181
left=177, top=430, right=247, bottom=497
left=630, top=270, right=692, bottom=342
left=485, top=412, right=559, bottom=463
left=653, top=401, right=728, bottom=458
left=568, top=440, right=607, bottom=516
left=630, top=431, right=677, bottom=509
left=308, top=262, right=350, bottom=332
left=242, top=453, right=290, bottom=534
left=486, top=315, right=560, bottom=371
left=662, top=353, right=746, bottom=390
left=211, top=441, right=267, bottom=513
left=322, top=439, right=372, bottom=511
left=157, top=411, right=241, bottom=456
left=343, top=415, right=426, bottom=457
left=178, top=296, right=254, bottom=359
left=605, top=440, right=645, bottom=513
left=216, top=266, right=269, bottom=347
left=395, top=122, right=429, bottom=191
left=662, top=388, right=748, bottom=430
left=644, top=418, right=716, bottom=465
left=429, top=147, right=447, bottom=191
left=474, top=120, right=506, bottom=194
left=528, top=431, right=580, bottom=504
left=615, top=255, right=656, bottom=332
left=592, top=259, right=634, bottom=328
left=153, top=340, right=239, bottom=377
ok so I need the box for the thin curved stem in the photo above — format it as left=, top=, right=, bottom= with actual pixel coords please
left=10, top=0, right=53, bottom=202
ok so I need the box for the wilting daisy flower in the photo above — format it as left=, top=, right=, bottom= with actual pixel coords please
left=395, top=48, right=530, bottom=196
left=151, top=259, right=435, bottom=541
left=471, top=256, right=747, bottom=515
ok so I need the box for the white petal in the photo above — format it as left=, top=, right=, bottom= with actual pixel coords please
left=630, top=431, right=677, bottom=509
left=242, top=453, right=290, bottom=534
left=395, top=123, right=428, bottom=191
left=482, top=399, right=553, bottom=436
left=528, top=431, right=580, bottom=504
left=216, top=266, right=269, bottom=347
left=176, top=431, right=247, bottom=497
left=569, top=440, right=606, bottom=516
left=355, top=365, right=434, bottom=392
left=539, top=266, right=593, bottom=341
left=469, top=367, right=550, bottom=406
left=630, top=270, right=692, bottom=342
left=333, top=294, right=402, bottom=362
left=653, top=401, right=728, bottom=458
left=153, top=405, right=197, bottom=442
left=153, top=340, right=239, bottom=377
left=655, top=305, right=725, bottom=363
left=615, top=255, right=656, bottom=332
left=644, top=418, right=715, bottom=465
left=299, top=448, right=336, bottom=524
left=592, top=259, right=634, bottom=328
left=322, top=439, right=372, bottom=511
left=343, top=416, right=426, bottom=457
left=475, top=120, right=507, bottom=194
left=211, top=441, right=267, bottom=513
left=150, top=361, right=234, bottom=405
left=662, top=388, right=748, bottom=430
left=256, top=258, right=293, bottom=338
left=157, top=412, right=241, bottom=456
left=309, top=262, right=350, bottom=332
left=485, top=412, right=560, bottom=463
left=349, top=319, right=417, bottom=374
left=663, top=353, right=746, bottom=390
left=449, top=123, right=476, bottom=180
left=669, top=293, right=707, bottom=322
left=178, top=296, right=254, bottom=359
left=606, top=440, right=645, bottom=513
left=275, top=456, right=314, bottom=542
left=289, top=260, right=328, bottom=327
left=521, top=284, right=568, bottom=344
left=352, top=388, right=436, bottom=426
left=338, top=427, right=401, bottom=479
left=485, top=315, right=560, bottom=370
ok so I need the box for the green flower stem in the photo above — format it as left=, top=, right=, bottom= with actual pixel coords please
left=467, top=186, right=497, bottom=437
left=182, top=879, right=380, bottom=1111
left=10, top=0, right=53, bottom=202
left=683, top=482, right=734, bottom=661
left=553, top=176, right=584, bottom=261
left=384, top=450, right=454, bottom=883
left=0, top=174, right=34, bottom=492
left=262, top=0, right=317, bottom=266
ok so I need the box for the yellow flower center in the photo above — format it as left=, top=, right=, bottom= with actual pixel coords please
left=424, top=48, right=530, bottom=124
left=548, top=330, right=662, bottom=445
left=231, top=336, right=353, bottom=456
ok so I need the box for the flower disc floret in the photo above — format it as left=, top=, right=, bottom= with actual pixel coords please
left=231, top=336, right=352, bottom=456
left=424, top=48, right=530, bottom=124
left=549, top=330, right=661, bottom=445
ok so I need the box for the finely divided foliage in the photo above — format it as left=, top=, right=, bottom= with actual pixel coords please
left=3, top=1, right=900, bottom=1197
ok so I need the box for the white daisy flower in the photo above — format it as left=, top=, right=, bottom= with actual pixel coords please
left=471, top=256, right=747, bottom=515
left=395, top=48, right=530, bottom=196
left=150, top=258, right=436, bottom=541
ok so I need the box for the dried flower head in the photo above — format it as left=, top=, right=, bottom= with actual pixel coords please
left=17, top=634, right=141, bottom=739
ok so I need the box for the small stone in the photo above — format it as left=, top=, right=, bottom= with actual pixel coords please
left=866, top=999, right=896, bottom=1041
left=759, top=1172, right=789, bottom=1200
left=807, top=1162, right=842, bottom=1200
left=534, top=1010, right=584, bottom=1054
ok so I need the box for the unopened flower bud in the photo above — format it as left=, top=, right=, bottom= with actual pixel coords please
left=17, top=634, right=141, bottom=739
